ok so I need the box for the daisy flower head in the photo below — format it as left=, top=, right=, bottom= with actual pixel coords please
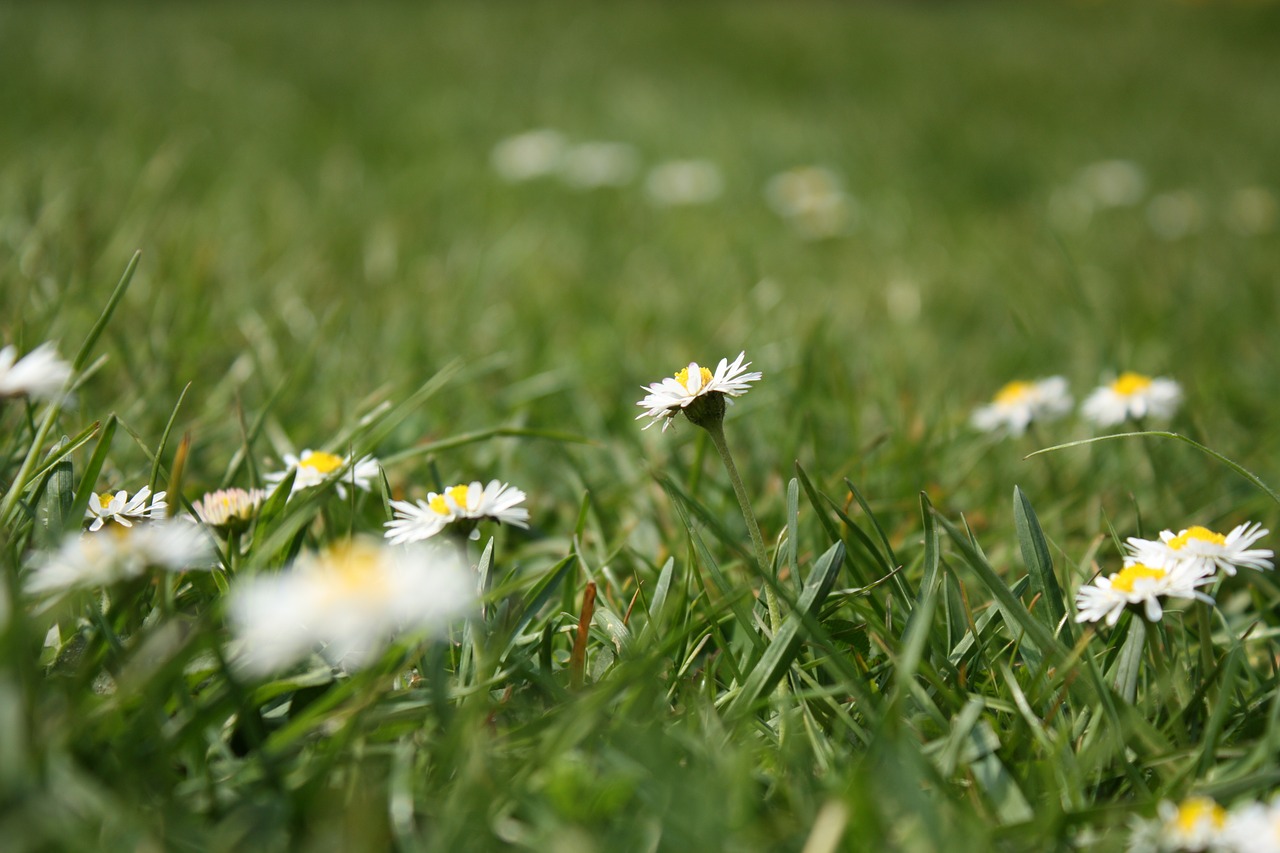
left=970, top=376, right=1073, bottom=436
left=558, top=141, right=640, bottom=189
left=1128, top=797, right=1228, bottom=853
left=1082, top=372, right=1182, bottom=427
left=85, top=486, right=167, bottom=532
left=1221, top=796, right=1280, bottom=853
left=636, top=352, right=762, bottom=432
left=0, top=342, right=73, bottom=402
left=644, top=159, right=724, bottom=207
left=490, top=128, right=566, bottom=182
left=385, top=480, right=529, bottom=544
left=26, top=521, right=217, bottom=597
left=1074, top=561, right=1214, bottom=627
left=227, top=537, right=476, bottom=675
left=193, top=487, right=267, bottom=533
left=765, top=166, right=856, bottom=240
left=1127, top=523, right=1273, bottom=580
left=264, top=449, right=380, bottom=499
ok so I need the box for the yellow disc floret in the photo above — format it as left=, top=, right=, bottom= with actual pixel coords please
left=300, top=451, right=344, bottom=474
left=675, top=365, right=713, bottom=391
left=1111, top=563, right=1167, bottom=593
left=994, top=380, right=1034, bottom=405
left=1111, top=372, right=1154, bottom=396
left=99, top=492, right=117, bottom=507
left=428, top=484, right=471, bottom=516
left=1174, top=797, right=1226, bottom=833
left=1168, top=526, right=1227, bottom=550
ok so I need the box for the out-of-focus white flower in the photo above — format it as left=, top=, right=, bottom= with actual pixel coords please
left=636, top=352, right=762, bottom=432
left=490, top=129, right=566, bottom=182
left=970, top=377, right=1073, bottom=437
left=765, top=166, right=856, bottom=239
left=1074, top=562, right=1213, bottom=626
left=25, top=521, right=216, bottom=597
left=0, top=342, right=73, bottom=401
left=227, top=537, right=476, bottom=675
left=385, top=480, right=530, bottom=544
left=1147, top=191, right=1205, bottom=241
left=1224, top=186, right=1277, bottom=236
left=85, top=487, right=167, bottom=532
left=644, top=159, right=724, bottom=206
left=1077, top=159, right=1146, bottom=208
left=1126, top=523, right=1273, bottom=580
left=1081, top=372, right=1182, bottom=427
left=1221, top=796, right=1280, bottom=853
left=558, top=141, right=639, bottom=189
left=192, top=487, right=267, bottom=532
left=1128, top=797, right=1229, bottom=853
left=264, top=449, right=379, bottom=499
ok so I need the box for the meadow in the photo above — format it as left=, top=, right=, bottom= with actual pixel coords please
left=3, top=1, right=1280, bottom=850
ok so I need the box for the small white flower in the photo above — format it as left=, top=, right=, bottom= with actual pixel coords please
left=558, top=141, right=640, bottom=189
left=385, top=480, right=529, bottom=544
left=1127, top=523, right=1273, bottom=580
left=490, top=129, right=566, bottom=182
left=264, top=449, right=379, bottom=499
left=1081, top=372, right=1182, bottom=427
left=227, top=537, right=476, bottom=675
left=636, top=352, right=762, bottom=432
left=1222, top=797, right=1280, bottom=853
left=25, top=521, right=216, bottom=596
left=765, top=166, right=856, bottom=239
left=0, top=342, right=73, bottom=401
left=1128, top=797, right=1229, bottom=853
left=1147, top=190, right=1204, bottom=241
left=1074, top=562, right=1214, bottom=626
left=1077, top=159, right=1146, bottom=208
left=85, top=486, right=167, bottom=532
left=192, top=487, right=267, bottom=531
left=970, top=377, right=1073, bottom=436
left=645, top=159, right=724, bottom=206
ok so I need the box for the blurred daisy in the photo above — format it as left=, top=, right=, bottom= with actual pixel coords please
left=765, top=166, right=856, bottom=239
left=1077, top=159, right=1146, bottom=208
left=264, top=449, right=379, bottom=499
left=1222, top=797, right=1280, bottom=853
left=490, top=129, right=566, bottom=182
left=644, top=159, right=724, bottom=206
left=226, top=537, right=476, bottom=675
left=1146, top=191, right=1204, bottom=241
left=26, top=521, right=216, bottom=597
left=970, top=377, right=1072, bottom=436
left=85, top=486, right=167, bottom=532
left=1081, top=372, right=1182, bottom=427
left=385, top=480, right=529, bottom=544
left=1127, top=523, right=1273, bottom=579
left=1074, top=561, right=1214, bottom=626
left=636, top=352, right=762, bottom=432
left=0, top=342, right=72, bottom=401
left=558, top=141, right=639, bottom=189
left=193, top=487, right=267, bottom=533
left=1128, top=797, right=1228, bottom=853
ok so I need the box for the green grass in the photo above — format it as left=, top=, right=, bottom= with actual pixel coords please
left=3, top=1, right=1280, bottom=850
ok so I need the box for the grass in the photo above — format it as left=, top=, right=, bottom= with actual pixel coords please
left=3, top=1, right=1280, bottom=850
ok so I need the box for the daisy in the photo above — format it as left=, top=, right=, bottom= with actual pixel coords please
left=1076, top=159, right=1146, bottom=208
left=385, top=479, right=529, bottom=544
left=644, top=159, right=724, bottom=206
left=192, top=487, right=267, bottom=532
left=490, top=128, right=566, bottom=182
left=85, top=486, right=167, bottom=531
left=226, top=537, right=476, bottom=675
left=636, top=352, right=762, bottom=432
left=764, top=166, right=856, bottom=239
left=1128, top=797, right=1228, bottom=853
left=1126, top=523, right=1273, bottom=579
left=26, top=521, right=216, bottom=597
left=264, top=449, right=379, bottom=499
left=970, top=376, right=1073, bottom=436
left=1074, top=561, right=1214, bottom=626
left=1222, top=797, right=1280, bottom=853
left=0, top=342, right=73, bottom=401
left=558, top=141, right=640, bottom=189
left=1081, top=372, right=1182, bottom=427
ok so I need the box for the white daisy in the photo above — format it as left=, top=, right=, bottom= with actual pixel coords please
left=0, top=342, right=73, bottom=401
left=970, top=376, right=1073, bottom=436
left=1126, top=523, right=1273, bottom=579
left=192, top=487, right=267, bottom=532
left=764, top=166, right=856, bottom=239
left=644, top=159, right=724, bottom=206
left=1077, top=159, right=1146, bottom=208
left=25, top=521, right=216, bottom=597
left=1074, top=562, right=1214, bottom=626
left=636, top=352, right=762, bottom=432
left=558, top=141, right=640, bottom=189
left=385, top=479, right=529, bottom=544
left=85, top=486, right=167, bottom=532
left=490, top=129, right=566, bottom=182
left=226, top=537, right=476, bottom=675
left=1081, top=372, right=1182, bottom=427
left=1222, top=797, right=1280, bottom=853
left=1128, top=797, right=1228, bottom=853
left=264, top=449, right=379, bottom=499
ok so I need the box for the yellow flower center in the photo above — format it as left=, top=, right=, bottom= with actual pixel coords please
left=1168, top=526, right=1227, bottom=550
left=316, top=541, right=390, bottom=602
left=300, top=451, right=344, bottom=474
left=994, top=381, right=1034, bottom=405
left=98, top=492, right=117, bottom=508
left=1110, top=563, right=1166, bottom=593
left=1110, top=372, right=1153, bottom=397
left=1174, top=797, right=1225, bottom=833
left=675, top=366, right=713, bottom=391
left=428, top=484, right=471, bottom=516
